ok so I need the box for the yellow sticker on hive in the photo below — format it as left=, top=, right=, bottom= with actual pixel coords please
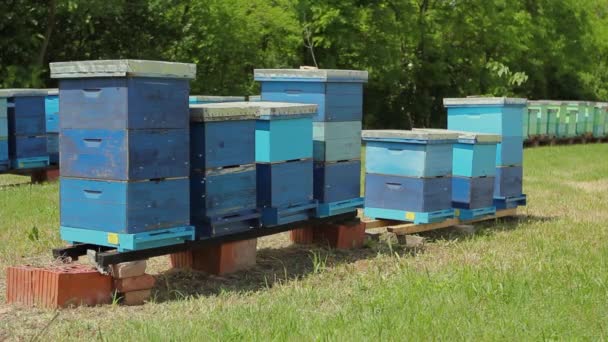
left=107, top=233, right=119, bottom=245
left=454, top=209, right=461, bottom=217
left=405, top=212, right=416, bottom=221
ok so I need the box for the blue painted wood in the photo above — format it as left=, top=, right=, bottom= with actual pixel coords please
left=45, top=95, right=59, bottom=133
left=60, top=128, right=189, bottom=181
left=446, top=105, right=525, bottom=137
left=456, top=206, right=496, bottom=220
left=494, top=194, right=527, bottom=209
left=315, top=197, right=363, bottom=218
left=257, top=159, right=314, bottom=208
left=190, top=165, right=257, bottom=219
left=60, top=177, right=190, bottom=234
left=192, top=208, right=260, bottom=239
left=259, top=82, right=363, bottom=122
left=452, top=176, right=495, bottom=209
left=190, top=120, right=255, bottom=170
left=313, top=160, right=361, bottom=203
left=364, top=207, right=455, bottom=224
left=9, top=135, right=47, bottom=158
left=364, top=173, right=453, bottom=213
left=255, top=117, right=313, bottom=163
left=494, top=166, right=523, bottom=198
left=0, top=98, right=7, bottom=137
left=59, top=77, right=190, bottom=130
left=365, top=141, right=453, bottom=178
left=8, top=96, right=46, bottom=136
left=60, top=225, right=195, bottom=252
left=261, top=201, right=317, bottom=226
left=496, top=136, right=523, bottom=166
left=47, top=133, right=59, bottom=164
left=453, top=143, right=497, bottom=177
left=0, top=138, right=7, bottom=164
left=11, top=156, right=49, bottom=169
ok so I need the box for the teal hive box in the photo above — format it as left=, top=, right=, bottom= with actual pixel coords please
left=254, top=102, right=316, bottom=163
left=414, top=129, right=500, bottom=178
left=566, top=101, right=591, bottom=136
left=313, top=121, right=361, bottom=162
left=362, top=130, right=459, bottom=178
left=544, top=100, right=564, bottom=138
left=254, top=69, right=368, bottom=122
left=593, top=102, right=607, bottom=138
left=443, top=97, right=527, bottom=137
left=189, top=95, right=246, bottom=104
left=526, top=102, right=541, bottom=137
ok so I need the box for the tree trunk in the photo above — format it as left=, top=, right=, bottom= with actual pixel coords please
left=36, top=0, right=57, bottom=66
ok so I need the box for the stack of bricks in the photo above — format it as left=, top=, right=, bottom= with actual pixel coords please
left=44, top=89, right=59, bottom=165
left=254, top=69, right=369, bottom=218
left=0, top=89, right=50, bottom=170
left=112, top=260, right=156, bottom=306
left=254, top=102, right=317, bottom=226
left=50, top=60, right=197, bottom=252
left=189, top=102, right=259, bottom=238
left=444, top=97, right=528, bottom=209
left=362, top=130, right=459, bottom=224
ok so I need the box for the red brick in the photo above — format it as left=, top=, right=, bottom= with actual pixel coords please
left=111, top=260, right=147, bottom=279
left=169, top=251, right=193, bottom=269
left=114, top=274, right=156, bottom=293
left=7, top=264, right=112, bottom=308
left=314, top=221, right=366, bottom=250
left=122, top=289, right=151, bottom=306
left=191, top=239, right=257, bottom=275
left=290, top=226, right=316, bottom=244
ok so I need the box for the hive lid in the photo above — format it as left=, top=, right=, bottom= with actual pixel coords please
left=0, top=89, right=51, bottom=98
left=249, top=95, right=262, bottom=102
left=413, top=128, right=501, bottom=143
left=189, top=95, right=246, bottom=102
left=189, top=102, right=258, bottom=122
left=595, top=102, right=608, bottom=108
left=46, top=89, right=59, bottom=96
left=443, top=97, right=528, bottom=106
left=50, top=60, right=197, bottom=79
left=254, top=68, right=368, bottom=83
left=362, top=129, right=459, bottom=143
left=254, top=101, right=317, bottom=119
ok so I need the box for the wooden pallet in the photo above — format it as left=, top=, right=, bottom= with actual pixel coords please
left=362, top=208, right=518, bottom=236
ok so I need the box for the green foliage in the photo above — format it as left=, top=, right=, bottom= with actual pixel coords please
left=1, top=0, right=608, bottom=127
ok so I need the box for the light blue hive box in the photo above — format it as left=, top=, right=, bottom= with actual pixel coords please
left=254, top=69, right=368, bottom=122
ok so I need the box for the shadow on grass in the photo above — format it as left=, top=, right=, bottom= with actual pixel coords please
left=152, top=213, right=550, bottom=302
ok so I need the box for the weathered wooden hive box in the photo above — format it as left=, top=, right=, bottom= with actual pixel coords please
left=1, top=89, right=50, bottom=169
left=51, top=59, right=197, bottom=252
left=254, top=102, right=317, bottom=226
left=363, top=130, right=458, bottom=224
left=189, top=102, right=259, bottom=238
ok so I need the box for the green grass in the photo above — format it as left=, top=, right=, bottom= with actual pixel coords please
left=1, top=144, right=608, bottom=340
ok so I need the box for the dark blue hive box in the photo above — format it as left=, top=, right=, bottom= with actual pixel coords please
left=452, top=176, right=495, bottom=209
left=314, top=160, right=361, bottom=203
left=60, top=177, right=190, bottom=234
left=254, top=69, right=368, bottom=122
left=60, top=128, right=189, bottom=181
left=47, top=133, right=59, bottom=164
left=494, top=165, right=523, bottom=198
left=6, top=94, right=47, bottom=136
left=189, top=102, right=257, bottom=170
left=9, top=135, right=48, bottom=159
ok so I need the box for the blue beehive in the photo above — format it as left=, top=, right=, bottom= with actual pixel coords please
left=51, top=59, right=197, bottom=251
left=189, top=102, right=259, bottom=238
left=47, top=134, right=59, bottom=164
left=45, top=89, right=59, bottom=133
left=314, top=160, right=361, bottom=203
left=254, top=69, right=368, bottom=122
left=0, top=89, right=50, bottom=169
left=189, top=95, right=246, bottom=104
left=313, top=121, right=361, bottom=162
left=363, top=130, right=458, bottom=224
left=255, top=102, right=317, bottom=226
left=60, top=128, right=189, bottom=180
left=0, top=98, right=8, bottom=170
left=364, top=130, right=458, bottom=178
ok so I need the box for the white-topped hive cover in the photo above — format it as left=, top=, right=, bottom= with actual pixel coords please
left=443, top=97, right=528, bottom=106
left=254, top=101, right=317, bottom=118
left=362, top=129, right=459, bottom=141
left=46, top=89, right=59, bottom=96
left=0, top=89, right=51, bottom=98
left=413, top=128, right=501, bottom=143
left=254, top=68, right=368, bottom=82
left=50, top=60, right=197, bottom=79
left=190, top=95, right=246, bottom=102
left=595, top=102, right=608, bottom=108
left=189, top=102, right=258, bottom=122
